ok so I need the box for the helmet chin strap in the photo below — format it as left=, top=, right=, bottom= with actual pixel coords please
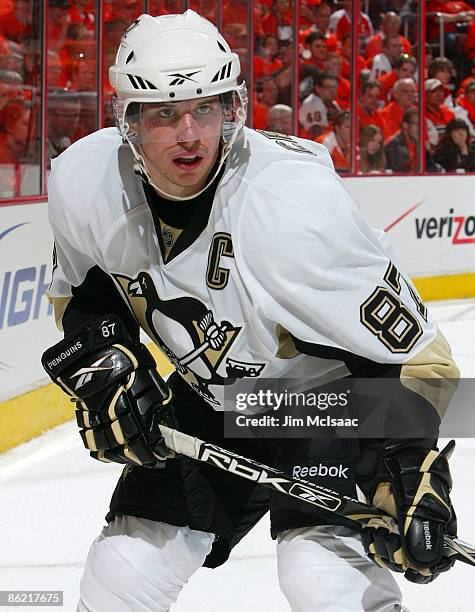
left=127, top=131, right=237, bottom=202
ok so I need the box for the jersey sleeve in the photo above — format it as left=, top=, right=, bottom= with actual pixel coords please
left=46, top=156, right=139, bottom=339
left=237, top=164, right=459, bottom=423
left=47, top=156, right=100, bottom=300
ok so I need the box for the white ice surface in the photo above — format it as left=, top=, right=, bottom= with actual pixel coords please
left=1, top=299, right=475, bottom=612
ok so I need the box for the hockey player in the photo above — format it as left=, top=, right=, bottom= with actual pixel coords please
left=42, top=11, right=459, bottom=612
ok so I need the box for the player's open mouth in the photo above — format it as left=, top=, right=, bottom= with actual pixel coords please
left=172, top=155, right=203, bottom=170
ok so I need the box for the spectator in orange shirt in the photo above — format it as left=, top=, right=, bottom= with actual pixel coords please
left=318, top=111, right=351, bottom=173
left=324, top=52, right=351, bottom=110
left=365, top=12, right=412, bottom=61
left=457, top=58, right=475, bottom=95
left=339, top=33, right=366, bottom=80
left=302, top=32, right=328, bottom=71
left=254, top=34, right=283, bottom=80
left=333, top=0, right=373, bottom=42
left=261, top=0, right=292, bottom=43
left=0, top=0, right=33, bottom=43
left=253, top=76, right=279, bottom=129
left=368, top=33, right=404, bottom=79
left=425, top=78, right=456, bottom=144
left=358, top=125, right=386, bottom=173
left=68, top=0, right=95, bottom=33
left=265, top=103, right=294, bottom=134
left=427, top=0, right=475, bottom=42
left=384, top=107, right=419, bottom=173
left=457, top=79, right=475, bottom=124
left=379, top=77, right=417, bottom=141
left=300, top=2, right=339, bottom=53
left=378, top=54, right=417, bottom=103
left=358, top=80, right=385, bottom=132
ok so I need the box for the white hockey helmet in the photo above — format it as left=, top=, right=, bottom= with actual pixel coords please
left=109, top=10, right=247, bottom=200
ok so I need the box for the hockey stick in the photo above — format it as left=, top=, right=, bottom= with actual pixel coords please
left=158, top=424, right=475, bottom=567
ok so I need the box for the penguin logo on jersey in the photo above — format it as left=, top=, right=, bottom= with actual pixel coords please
left=112, top=271, right=265, bottom=403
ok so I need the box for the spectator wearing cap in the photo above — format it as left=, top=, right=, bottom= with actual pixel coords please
left=365, top=12, right=413, bottom=61
left=299, top=71, right=341, bottom=138
left=425, top=78, right=456, bottom=144
left=457, top=79, right=475, bottom=125
left=299, top=2, right=339, bottom=53
left=384, top=107, right=419, bottom=173
left=379, top=77, right=417, bottom=142
left=302, top=32, right=328, bottom=71
left=266, top=103, right=293, bottom=134
left=358, top=125, right=386, bottom=173
left=317, top=111, right=351, bottom=173
left=338, top=33, right=366, bottom=80
left=378, top=55, right=417, bottom=103
left=358, top=80, right=385, bottom=132
left=434, top=118, right=475, bottom=172
left=368, top=33, right=404, bottom=79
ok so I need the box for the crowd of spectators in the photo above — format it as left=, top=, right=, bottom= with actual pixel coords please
left=252, top=0, right=475, bottom=173
left=1, top=0, right=475, bottom=198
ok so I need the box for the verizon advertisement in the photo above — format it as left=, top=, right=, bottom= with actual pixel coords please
left=345, top=175, right=475, bottom=277
left=0, top=202, right=62, bottom=402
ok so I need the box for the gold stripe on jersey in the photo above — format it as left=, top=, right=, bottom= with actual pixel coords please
left=400, top=328, right=460, bottom=418
left=51, top=296, right=72, bottom=332
left=276, top=324, right=300, bottom=359
left=158, top=219, right=183, bottom=262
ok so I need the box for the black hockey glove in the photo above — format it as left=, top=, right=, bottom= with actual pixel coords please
left=355, top=439, right=457, bottom=583
left=42, top=315, right=176, bottom=468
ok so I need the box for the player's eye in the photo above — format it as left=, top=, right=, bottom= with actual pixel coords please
left=156, top=107, right=177, bottom=119
left=194, top=104, right=213, bottom=116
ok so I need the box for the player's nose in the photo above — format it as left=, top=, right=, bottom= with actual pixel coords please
left=175, top=112, right=201, bottom=145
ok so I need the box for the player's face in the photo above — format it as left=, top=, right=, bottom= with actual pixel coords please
left=136, top=96, right=222, bottom=198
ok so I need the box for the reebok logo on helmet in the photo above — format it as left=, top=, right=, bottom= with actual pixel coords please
left=168, top=71, right=202, bottom=85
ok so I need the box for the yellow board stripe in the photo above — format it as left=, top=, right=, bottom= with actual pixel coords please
left=0, top=344, right=174, bottom=454
left=413, top=273, right=475, bottom=302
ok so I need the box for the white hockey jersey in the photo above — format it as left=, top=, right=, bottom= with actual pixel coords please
left=48, top=126, right=455, bottom=410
